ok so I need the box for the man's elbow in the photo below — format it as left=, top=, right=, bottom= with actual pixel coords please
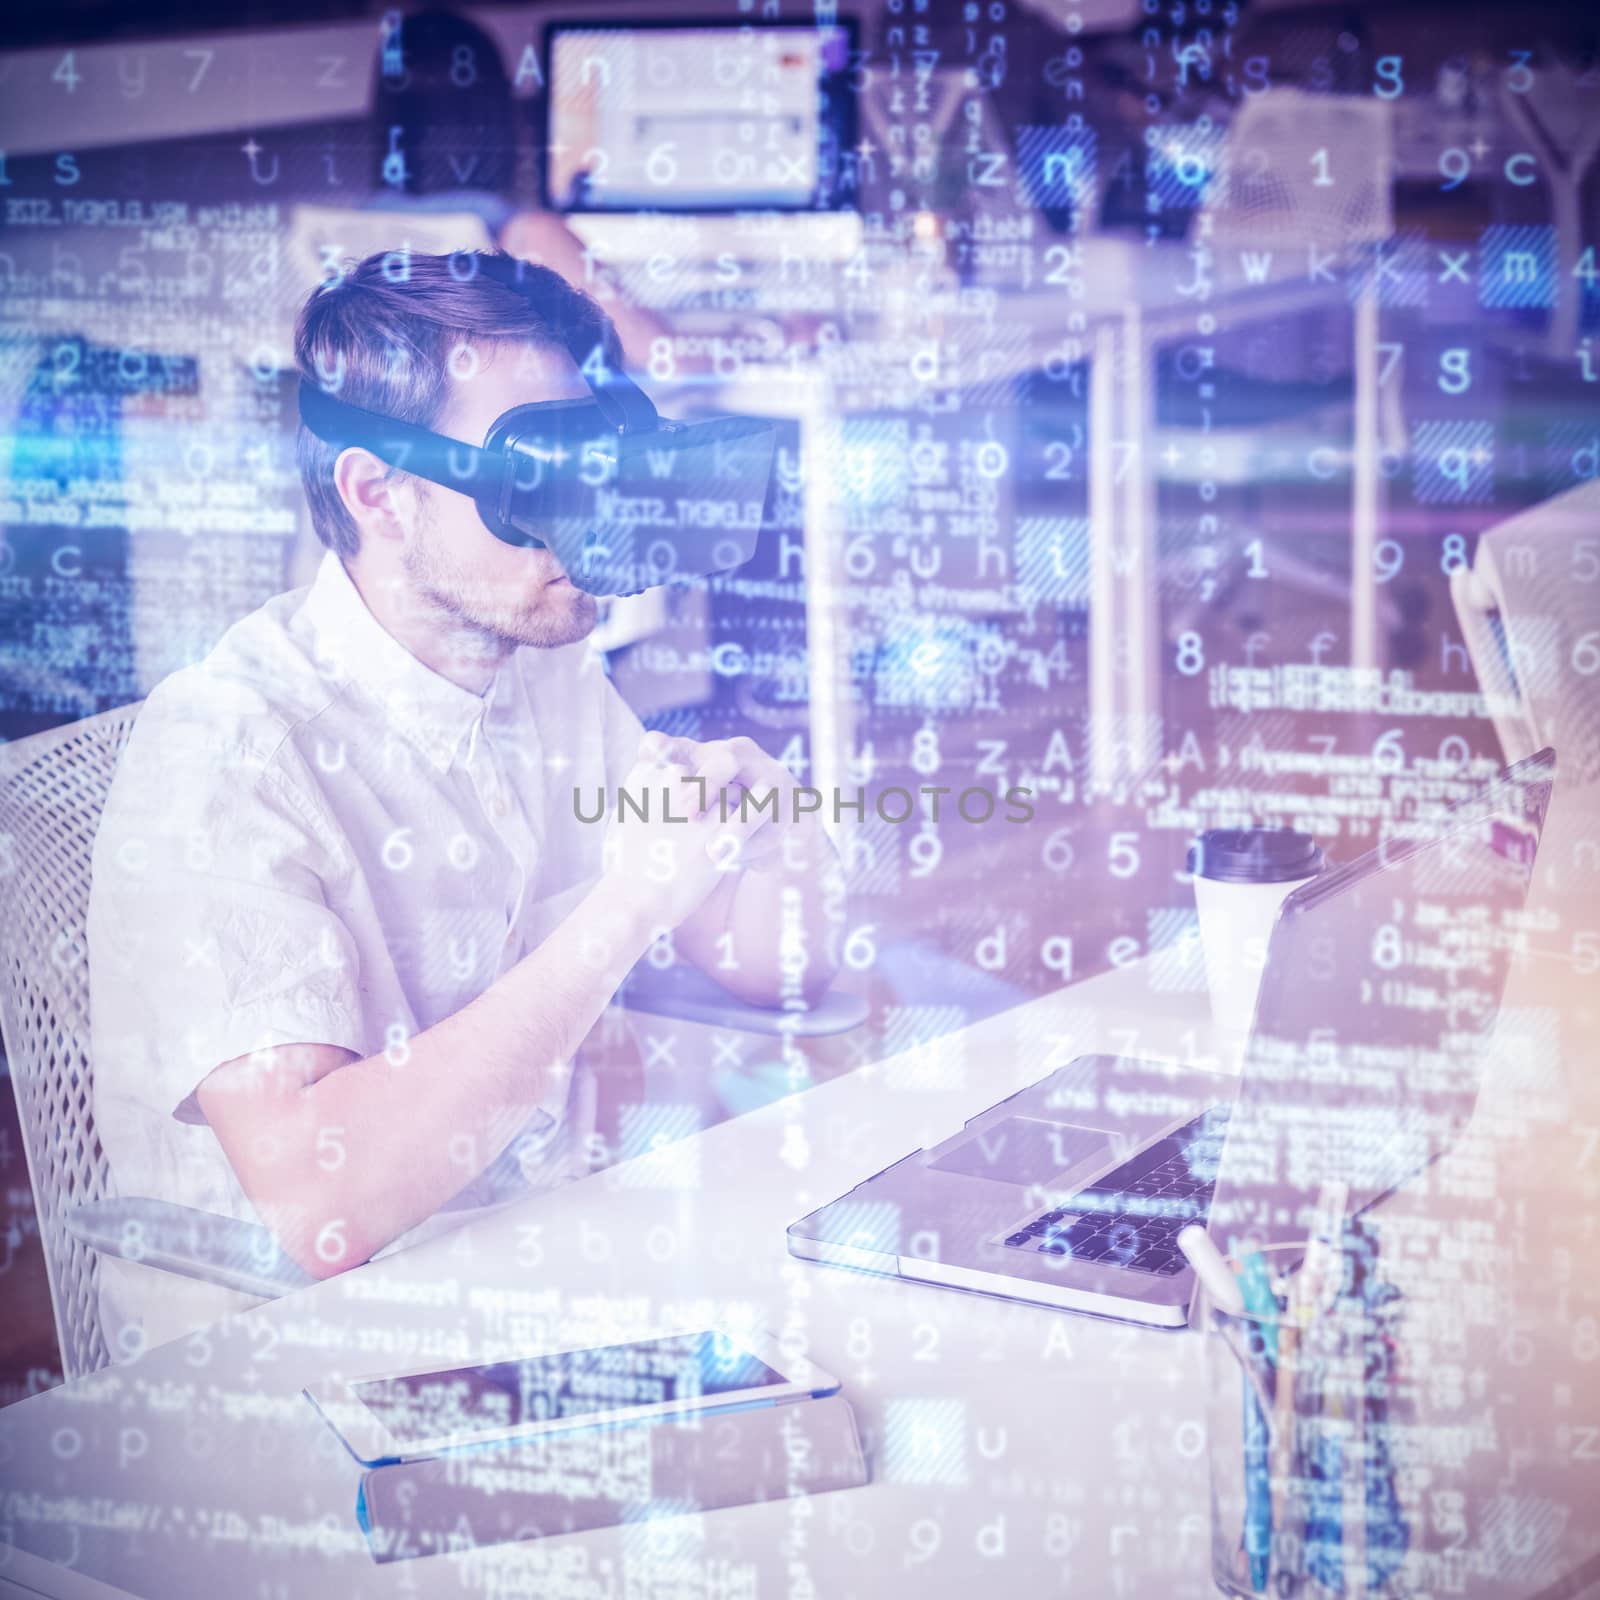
left=198, top=1068, right=382, bottom=1282
left=232, top=1173, right=377, bottom=1282
left=275, top=1202, right=377, bottom=1282
left=296, top=1247, right=365, bottom=1284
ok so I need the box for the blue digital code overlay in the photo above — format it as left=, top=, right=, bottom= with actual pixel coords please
left=1, top=5, right=1597, bottom=1595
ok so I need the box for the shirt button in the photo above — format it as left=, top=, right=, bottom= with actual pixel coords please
left=493, top=796, right=508, bottom=818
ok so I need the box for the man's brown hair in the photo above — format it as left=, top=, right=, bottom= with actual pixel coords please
left=294, top=250, right=620, bottom=558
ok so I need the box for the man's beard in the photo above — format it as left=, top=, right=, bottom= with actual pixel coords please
left=402, top=513, right=597, bottom=652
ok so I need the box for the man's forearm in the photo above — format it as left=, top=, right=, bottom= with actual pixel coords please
left=218, top=876, right=655, bottom=1276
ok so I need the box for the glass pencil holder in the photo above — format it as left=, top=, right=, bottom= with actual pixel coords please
left=1202, top=1241, right=1412, bottom=1600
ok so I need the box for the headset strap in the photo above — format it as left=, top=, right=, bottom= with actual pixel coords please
left=297, top=381, right=501, bottom=501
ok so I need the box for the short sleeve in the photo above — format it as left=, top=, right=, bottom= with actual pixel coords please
left=88, top=738, right=365, bottom=1126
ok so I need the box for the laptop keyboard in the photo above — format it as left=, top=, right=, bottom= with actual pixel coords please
left=1001, top=1107, right=1229, bottom=1277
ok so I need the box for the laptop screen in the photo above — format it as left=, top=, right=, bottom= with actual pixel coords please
left=1208, top=750, right=1555, bottom=1252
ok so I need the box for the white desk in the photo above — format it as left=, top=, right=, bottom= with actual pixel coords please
left=4, top=945, right=1598, bottom=1600
left=0, top=961, right=1222, bottom=1599
left=12, top=934, right=1600, bottom=1600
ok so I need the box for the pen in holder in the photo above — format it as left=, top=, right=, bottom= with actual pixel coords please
left=1199, top=1230, right=1411, bottom=1599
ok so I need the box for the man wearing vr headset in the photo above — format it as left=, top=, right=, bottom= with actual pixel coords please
left=86, top=250, right=841, bottom=1355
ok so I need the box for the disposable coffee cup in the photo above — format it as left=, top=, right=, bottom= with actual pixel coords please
left=1187, top=828, right=1327, bottom=1051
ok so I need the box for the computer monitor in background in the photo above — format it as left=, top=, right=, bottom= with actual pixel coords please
left=543, top=20, right=856, bottom=213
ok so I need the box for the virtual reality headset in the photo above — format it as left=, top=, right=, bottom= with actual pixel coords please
left=297, top=254, right=776, bottom=597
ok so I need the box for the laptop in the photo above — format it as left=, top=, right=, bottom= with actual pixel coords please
left=787, top=751, right=1555, bottom=1328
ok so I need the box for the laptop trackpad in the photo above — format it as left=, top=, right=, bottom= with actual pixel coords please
left=926, top=1117, right=1112, bottom=1185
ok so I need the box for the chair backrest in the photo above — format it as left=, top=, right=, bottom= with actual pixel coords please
left=1204, top=88, right=1395, bottom=250
left=1450, top=480, right=1600, bottom=792
left=0, top=703, right=143, bottom=1378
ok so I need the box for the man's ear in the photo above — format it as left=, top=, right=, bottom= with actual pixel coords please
left=333, top=447, right=414, bottom=546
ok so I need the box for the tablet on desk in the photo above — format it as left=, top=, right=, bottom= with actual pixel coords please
left=304, top=1328, right=840, bottom=1466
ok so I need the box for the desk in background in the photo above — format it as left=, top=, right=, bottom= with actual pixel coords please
left=713, top=237, right=1387, bottom=822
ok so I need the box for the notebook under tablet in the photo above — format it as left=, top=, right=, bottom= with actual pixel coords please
left=786, top=751, right=1555, bottom=1328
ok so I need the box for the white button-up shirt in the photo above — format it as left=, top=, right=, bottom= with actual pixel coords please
left=87, top=550, right=644, bottom=1348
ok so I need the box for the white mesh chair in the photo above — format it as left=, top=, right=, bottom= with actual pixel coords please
left=0, top=705, right=317, bottom=1378
left=0, top=704, right=866, bottom=1377
left=0, top=707, right=134, bottom=1377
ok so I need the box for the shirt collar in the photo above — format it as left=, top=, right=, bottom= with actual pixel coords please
left=301, top=550, right=498, bottom=772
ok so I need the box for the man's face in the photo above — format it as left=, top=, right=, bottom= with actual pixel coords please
left=401, top=339, right=599, bottom=651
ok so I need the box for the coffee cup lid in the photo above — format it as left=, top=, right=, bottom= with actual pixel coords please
left=1186, top=827, right=1326, bottom=885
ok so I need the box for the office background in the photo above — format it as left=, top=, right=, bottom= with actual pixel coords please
left=1, top=0, right=1596, bottom=1397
